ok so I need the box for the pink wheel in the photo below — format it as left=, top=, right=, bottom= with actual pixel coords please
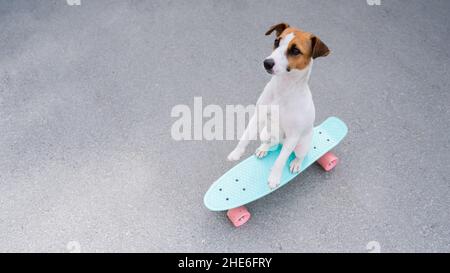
left=317, top=152, right=339, bottom=172
left=227, top=206, right=251, bottom=227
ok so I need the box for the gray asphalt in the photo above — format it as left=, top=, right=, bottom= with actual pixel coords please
left=1, top=0, right=449, bottom=253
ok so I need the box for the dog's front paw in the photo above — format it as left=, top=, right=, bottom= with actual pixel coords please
left=227, top=147, right=245, bottom=161
left=255, top=145, right=269, bottom=159
left=289, top=158, right=303, bottom=174
left=255, top=148, right=268, bottom=159
left=268, top=171, right=281, bottom=190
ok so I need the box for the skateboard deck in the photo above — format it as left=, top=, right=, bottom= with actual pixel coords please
left=204, top=117, right=348, bottom=212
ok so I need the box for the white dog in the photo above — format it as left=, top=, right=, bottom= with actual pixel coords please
left=227, top=23, right=330, bottom=189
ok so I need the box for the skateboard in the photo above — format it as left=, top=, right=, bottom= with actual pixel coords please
left=204, top=117, right=348, bottom=227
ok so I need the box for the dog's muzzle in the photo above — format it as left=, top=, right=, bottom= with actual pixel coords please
left=263, top=58, right=275, bottom=73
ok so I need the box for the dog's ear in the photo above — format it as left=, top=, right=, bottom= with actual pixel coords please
left=311, top=35, right=330, bottom=59
left=265, top=23, right=290, bottom=37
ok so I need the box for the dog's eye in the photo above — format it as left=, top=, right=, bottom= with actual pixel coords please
left=274, top=39, right=280, bottom=48
left=289, top=46, right=302, bottom=56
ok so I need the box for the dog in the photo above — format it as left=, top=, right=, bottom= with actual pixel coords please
left=227, top=23, right=330, bottom=189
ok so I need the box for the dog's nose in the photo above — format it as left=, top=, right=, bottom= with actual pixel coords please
left=263, top=58, right=275, bottom=70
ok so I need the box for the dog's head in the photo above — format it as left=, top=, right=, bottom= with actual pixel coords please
left=263, top=23, right=330, bottom=75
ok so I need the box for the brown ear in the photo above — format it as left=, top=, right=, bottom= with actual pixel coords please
left=311, top=36, right=330, bottom=59
left=265, top=23, right=290, bottom=37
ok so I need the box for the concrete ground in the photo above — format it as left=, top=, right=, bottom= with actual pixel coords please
left=0, top=0, right=449, bottom=253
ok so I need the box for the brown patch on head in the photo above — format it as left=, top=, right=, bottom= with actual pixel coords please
left=266, top=24, right=330, bottom=72
left=286, top=30, right=330, bottom=71
left=286, top=30, right=316, bottom=71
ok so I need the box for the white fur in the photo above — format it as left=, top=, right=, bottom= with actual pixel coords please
left=228, top=40, right=316, bottom=189
left=268, top=33, right=294, bottom=75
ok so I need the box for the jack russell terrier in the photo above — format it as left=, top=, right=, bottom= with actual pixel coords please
left=227, top=23, right=330, bottom=189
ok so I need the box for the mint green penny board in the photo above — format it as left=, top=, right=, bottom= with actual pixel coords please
left=204, top=117, right=348, bottom=211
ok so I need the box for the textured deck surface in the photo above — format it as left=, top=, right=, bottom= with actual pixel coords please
left=204, top=117, right=347, bottom=211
